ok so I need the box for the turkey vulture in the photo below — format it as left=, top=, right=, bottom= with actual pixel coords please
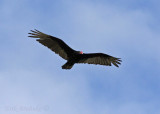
left=28, top=29, right=122, bottom=69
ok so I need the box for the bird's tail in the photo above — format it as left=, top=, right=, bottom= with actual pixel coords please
left=62, top=61, right=74, bottom=70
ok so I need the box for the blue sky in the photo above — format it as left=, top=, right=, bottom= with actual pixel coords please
left=0, top=0, right=160, bottom=114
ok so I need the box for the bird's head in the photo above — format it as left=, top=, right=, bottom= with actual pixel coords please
left=79, top=51, right=83, bottom=54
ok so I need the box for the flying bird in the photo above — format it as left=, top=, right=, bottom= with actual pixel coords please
left=28, top=29, right=122, bottom=69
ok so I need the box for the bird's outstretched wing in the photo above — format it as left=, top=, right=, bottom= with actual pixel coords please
left=28, top=29, right=75, bottom=60
left=77, top=53, right=121, bottom=67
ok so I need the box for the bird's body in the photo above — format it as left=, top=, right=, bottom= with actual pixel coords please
left=28, top=29, right=122, bottom=69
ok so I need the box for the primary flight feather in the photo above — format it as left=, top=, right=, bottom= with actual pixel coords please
left=28, top=29, right=122, bottom=69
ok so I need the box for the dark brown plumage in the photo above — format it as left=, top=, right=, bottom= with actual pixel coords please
left=28, top=29, right=122, bottom=69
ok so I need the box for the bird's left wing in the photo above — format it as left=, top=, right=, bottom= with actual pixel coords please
left=77, top=53, right=122, bottom=67
left=28, top=29, right=75, bottom=60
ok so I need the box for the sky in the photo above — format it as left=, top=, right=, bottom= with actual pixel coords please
left=0, top=0, right=160, bottom=114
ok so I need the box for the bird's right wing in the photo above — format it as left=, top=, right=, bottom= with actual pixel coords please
left=77, top=53, right=122, bottom=67
left=28, top=29, right=75, bottom=60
